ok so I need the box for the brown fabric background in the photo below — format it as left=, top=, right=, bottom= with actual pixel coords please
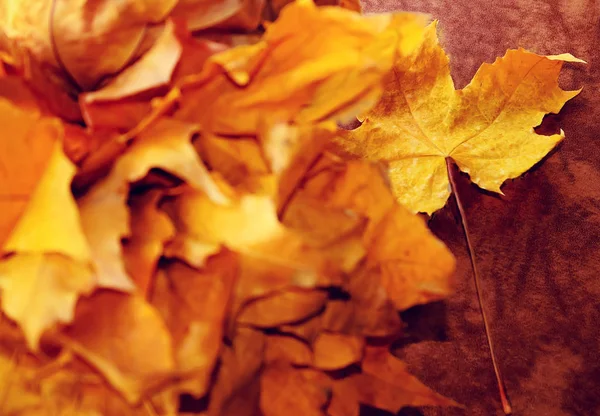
left=361, top=1, right=600, bottom=415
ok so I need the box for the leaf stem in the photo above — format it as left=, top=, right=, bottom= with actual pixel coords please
left=445, top=157, right=513, bottom=415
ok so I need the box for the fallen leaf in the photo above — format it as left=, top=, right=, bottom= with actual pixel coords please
left=206, top=327, right=265, bottom=416
left=123, top=191, right=175, bottom=295
left=151, top=253, right=236, bottom=397
left=329, top=346, right=457, bottom=415
left=333, top=23, right=583, bottom=214
left=194, top=133, right=270, bottom=192
left=3, top=141, right=90, bottom=261
left=269, top=0, right=361, bottom=16
left=59, top=290, right=175, bottom=404
left=0, top=254, right=95, bottom=351
left=0, top=348, right=178, bottom=416
left=312, top=332, right=363, bottom=370
left=265, top=333, right=312, bottom=366
left=53, top=0, right=175, bottom=89
left=237, top=288, right=328, bottom=327
left=80, top=20, right=183, bottom=130
left=0, top=96, right=60, bottom=249
left=295, top=158, right=455, bottom=309
left=260, top=363, right=330, bottom=416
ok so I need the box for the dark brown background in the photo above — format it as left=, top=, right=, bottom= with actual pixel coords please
left=362, top=1, right=600, bottom=415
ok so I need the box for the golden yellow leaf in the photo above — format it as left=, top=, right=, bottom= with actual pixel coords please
left=59, top=291, right=175, bottom=404
left=333, top=23, right=583, bottom=214
left=4, top=142, right=90, bottom=261
left=0, top=141, right=94, bottom=350
left=195, top=133, right=270, bottom=192
left=269, top=0, right=361, bottom=16
left=169, top=0, right=252, bottom=32
left=164, top=189, right=339, bottom=278
left=261, top=123, right=332, bottom=211
left=0, top=254, right=94, bottom=350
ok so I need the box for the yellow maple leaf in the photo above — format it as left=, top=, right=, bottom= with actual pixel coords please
left=333, top=23, right=583, bottom=214
left=0, top=253, right=95, bottom=350
left=0, top=142, right=94, bottom=350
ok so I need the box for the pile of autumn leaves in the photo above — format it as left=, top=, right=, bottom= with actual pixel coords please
left=0, top=1, right=459, bottom=415
left=0, top=0, right=582, bottom=414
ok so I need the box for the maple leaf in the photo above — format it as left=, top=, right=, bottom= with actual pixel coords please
left=0, top=141, right=94, bottom=350
left=333, top=22, right=584, bottom=214
left=0, top=254, right=95, bottom=351
left=80, top=20, right=183, bottom=118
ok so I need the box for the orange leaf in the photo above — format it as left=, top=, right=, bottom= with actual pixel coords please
left=0, top=96, right=59, bottom=249
left=329, top=346, right=458, bottom=415
left=59, top=291, right=175, bottom=404
left=206, top=327, right=265, bottom=416
left=312, top=332, right=364, bottom=370
left=300, top=158, right=456, bottom=310
left=174, top=0, right=405, bottom=135
left=123, top=191, right=175, bottom=295
left=260, top=363, right=330, bottom=416
left=151, top=253, right=236, bottom=397
left=265, top=334, right=312, bottom=366
left=237, top=288, right=328, bottom=328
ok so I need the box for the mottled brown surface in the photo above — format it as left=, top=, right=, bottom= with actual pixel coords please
left=361, top=1, right=600, bottom=415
